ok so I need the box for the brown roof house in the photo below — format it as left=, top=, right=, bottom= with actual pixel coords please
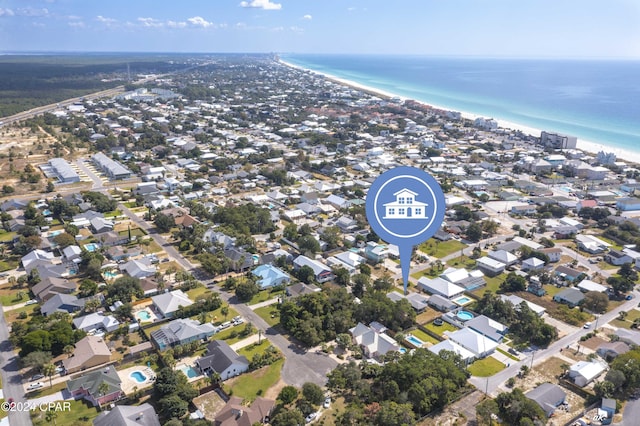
left=214, top=396, right=275, bottom=426
left=63, top=335, right=112, bottom=374
left=31, top=276, right=76, bottom=302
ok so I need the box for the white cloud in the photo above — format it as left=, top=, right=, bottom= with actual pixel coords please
left=17, top=7, right=49, bottom=17
left=167, top=20, right=187, bottom=28
left=187, top=16, right=213, bottom=28
left=137, top=17, right=164, bottom=28
left=239, top=0, right=282, bottom=11
left=0, top=8, right=14, bottom=17
left=290, top=26, right=304, bottom=33
left=302, top=14, right=312, bottom=20
left=68, top=21, right=85, bottom=28
left=96, top=15, right=117, bottom=24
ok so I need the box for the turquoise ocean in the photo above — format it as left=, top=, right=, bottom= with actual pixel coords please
left=283, top=54, right=640, bottom=152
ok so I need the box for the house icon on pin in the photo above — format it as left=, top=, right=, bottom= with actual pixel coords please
left=383, top=188, right=429, bottom=219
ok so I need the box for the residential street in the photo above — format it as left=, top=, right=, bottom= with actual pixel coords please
left=119, top=203, right=338, bottom=386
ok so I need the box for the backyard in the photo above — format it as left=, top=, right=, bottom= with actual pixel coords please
left=424, top=320, right=459, bottom=337
left=418, top=239, right=466, bottom=258
left=254, top=304, right=280, bottom=328
left=467, top=357, right=505, bottom=377
left=31, top=399, right=99, bottom=426
left=223, top=358, right=284, bottom=402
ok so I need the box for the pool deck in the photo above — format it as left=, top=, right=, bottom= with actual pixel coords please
left=134, top=306, right=159, bottom=323
left=175, top=356, right=203, bottom=382
left=117, top=365, right=156, bottom=393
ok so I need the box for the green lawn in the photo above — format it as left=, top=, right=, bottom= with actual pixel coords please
left=468, top=357, right=506, bottom=377
left=4, top=303, right=37, bottom=322
left=248, top=289, right=280, bottom=306
left=31, top=399, right=100, bottom=426
left=224, top=359, right=284, bottom=402
left=104, top=209, right=122, bottom=218
left=610, top=319, right=631, bottom=329
left=496, top=347, right=519, bottom=361
left=0, top=258, right=19, bottom=272
left=118, top=228, right=147, bottom=238
left=476, top=275, right=504, bottom=295
left=213, top=323, right=253, bottom=345
left=187, top=285, right=213, bottom=301
left=26, top=381, right=68, bottom=398
left=123, top=201, right=137, bottom=208
left=625, top=309, right=640, bottom=321
left=418, top=239, right=467, bottom=259
left=409, top=328, right=440, bottom=345
left=254, top=305, right=280, bottom=327
left=447, top=255, right=476, bottom=269
left=424, top=321, right=459, bottom=337
left=0, top=287, right=30, bottom=306
left=543, top=285, right=566, bottom=297
left=238, top=340, right=275, bottom=359
left=0, top=231, right=16, bottom=242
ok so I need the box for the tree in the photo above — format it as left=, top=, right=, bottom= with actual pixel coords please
left=45, top=180, right=55, bottom=193
left=594, top=381, right=616, bottom=398
left=619, top=262, right=639, bottom=282
left=607, top=275, right=634, bottom=296
left=45, top=410, right=58, bottom=425
left=78, top=279, right=98, bottom=297
left=53, top=232, right=75, bottom=249
left=375, top=401, right=416, bottom=426
left=298, top=235, right=321, bottom=255
left=499, top=272, right=526, bottom=292
left=295, top=265, right=316, bottom=284
left=466, top=222, right=483, bottom=242
left=495, top=389, right=546, bottom=425
left=20, top=330, right=52, bottom=356
left=22, top=351, right=52, bottom=372
left=270, top=409, right=305, bottom=426
left=278, top=385, right=299, bottom=405
left=583, top=291, right=609, bottom=313
left=235, top=280, right=259, bottom=302
left=158, top=394, right=189, bottom=419
left=302, top=382, right=324, bottom=406
left=42, top=363, right=56, bottom=388
left=154, top=367, right=186, bottom=397
left=333, top=267, right=350, bottom=286
left=154, top=213, right=176, bottom=233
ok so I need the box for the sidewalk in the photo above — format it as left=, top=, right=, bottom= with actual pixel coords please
left=3, top=301, right=29, bottom=312
left=230, top=333, right=264, bottom=351
left=249, top=297, right=279, bottom=310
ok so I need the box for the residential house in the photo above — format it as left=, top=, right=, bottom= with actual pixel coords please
left=120, top=258, right=156, bottom=279
left=525, top=383, right=566, bottom=417
left=285, top=282, right=321, bottom=298
left=349, top=322, right=400, bottom=360
left=363, top=242, right=388, bottom=263
left=386, top=291, right=429, bottom=313
left=554, top=265, right=585, bottom=283
left=521, top=257, right=545, bottom=272
left=439, top=267, right=486, bottom=291
left=90, top=217, right=115, bottom=234
left=214, top=396, right=275, bottom=426
left=568, top=360, right=608, bottom=387
left=575, top=234, right=611, bottom=254
left=417, top=277, right=465, bottom=299
left=327, top=251, right=366, bottom=274
left=335, top=216, right=358, bottom=232
left=325, top=194, right=351, bottom=210
left=31, top=276, right=76, bottom=302
left=62, top=245, right=83, bottom=262
left=553, top=226, right=579, bottom=239
left=224, top=248, right=254, bottom=272
left=446, top=328, right=499, bottom=358
left=510, top=204, right=537, bottom=215
left=252, top=264, right=290, bottom=290
left=196, top=340, right=250, bottom=380
left=105, top=245, right=141, bottom=262
left=21, top=249, right=55, bottom=270
left=93, top=403, right=161, bottom=426
left=429, top=339, right=475, bottom=364
left=617, top=197, right=640, bottom=212
left=62, top=335, right=112, bottom=374
left=596, top=341, right=630, bottom=360
left=67, top=366, right=123, bottom=407
left=577, top=280, right=608, bottom=293
left=487, top=250, right=519, bottom=267
left=614, top=329, right=640, bottom=346
left=465, top=315, right=507, bottom=342
left=599, top=398, right=616, bottom=425
left=73, top=312, right=121, bottom=333
left=293, top=255, right=334, bottom=283
left=94, top=231, right=129, bottom=247
left=152, top=290, right=194, bottom=319
left=605, top=249, right=634, bottom=266
left=475, top=256, right=506, bottom=276
left=500, top=294, right=546, bottom=316
left=41, top=293, right=85, bottom=316
left=540, top=248, right=562, bottom=263
left=427, top=294, right=458, bottom=312
left=553, top=288, right=585, bottom=308
left=151, top=318, right=216, bottom=351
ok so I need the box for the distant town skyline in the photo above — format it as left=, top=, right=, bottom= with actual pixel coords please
left=1, top=0, right=638, bottom=59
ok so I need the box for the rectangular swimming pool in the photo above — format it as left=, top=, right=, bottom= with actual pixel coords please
left=405, top=334, right=424, bottom=348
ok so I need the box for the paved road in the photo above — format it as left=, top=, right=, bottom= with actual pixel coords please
left=75, top=159, right=104, bottom=190
left=0, top=306, right=32, bottom=426
left=469, top=288, right=640, bottom=395
left=119, top=204, right=338, bottom=386
left=619, top=396, right=640, bottom=426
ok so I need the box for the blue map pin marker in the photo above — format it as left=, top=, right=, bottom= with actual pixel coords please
left=365, top=166, right=446, bottom=294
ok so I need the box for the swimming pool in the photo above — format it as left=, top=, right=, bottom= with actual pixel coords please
left=453, top=296, right=472, bottom=306
left=179, top=365, right=198, bottom=379
left=136, top=310, right=151, bottom=321
left=398, top=347, right=407, bottom=354
left=104, top=270, right=118, bottom=278
left=49, top=230, right=63, bottom=237
left=68, top=268, right=77, bottom=275
left=457, top=311, right=474, bottom=321
left=405, top=334, right=424, bottom=348
left=130, top=371, right=147, bottom=383
left=84, top=243, right=100, bottom=252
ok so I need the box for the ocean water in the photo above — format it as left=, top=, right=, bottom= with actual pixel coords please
left=283, top=54, right=640, bottom=152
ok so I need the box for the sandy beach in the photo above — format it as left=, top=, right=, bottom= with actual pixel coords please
left=280, top=59, right=640, bottom=166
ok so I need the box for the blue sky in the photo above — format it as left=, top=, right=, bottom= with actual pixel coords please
left=1, top=0, right=639, bottom=58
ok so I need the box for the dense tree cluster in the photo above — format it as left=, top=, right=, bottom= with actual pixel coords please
left=476, top=292, right=558, bottom=347
left=10, top=312, right=86, bottom=357
left=212, top=204, right=276, bottom=236
left=153, top=367, right=198, bottom=420
left=327, top=351, right=469, bottom=423
left=477, top=388, right=546, bottom=426
left=607, top=263, right=638, bottom=296
left=82, top=191, right=118, bottom=213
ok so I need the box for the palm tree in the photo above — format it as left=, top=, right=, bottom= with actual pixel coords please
left=42, top=363, right=56, bottom=388
left=221, top=305, right=229, bottom=321
left=45, top=410, right=58, bottom=425
left=63, top=345, right=75, bottom=358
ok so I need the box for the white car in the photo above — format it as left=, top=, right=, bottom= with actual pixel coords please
left=27, top=382, right=44, bottom=390
left=323, top=397, right=331, bottom=408
left=25, top=299, right=38, bottom=305
left=305, top=412, right=317, bottom=423
left=583, top=322, right=592, bottom=329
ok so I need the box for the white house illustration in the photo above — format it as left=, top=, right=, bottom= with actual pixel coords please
left=383, top=188, right=429, bottom=219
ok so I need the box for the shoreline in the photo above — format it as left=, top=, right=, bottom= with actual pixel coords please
left=279, top=59, right=640, bottom=166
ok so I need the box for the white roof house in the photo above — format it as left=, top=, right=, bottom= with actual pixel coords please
left=21, top=249, right=55, bottom=269
left=446, top=328, right=499, bottom=358
left=152, top=290, right=194, bottom=318
left=500, top=294, right=546, bottom=316
left=577, top=280, right=608, bottom=293
left=475, top=256, right=506, bottom=276
left=429, top=339, right=475, bottom=363
left=521, top=257, right=545, bottom=271
left=349, top=322, right=400, bottom=360
left=72, top=312, right=121, bottom=333
left=568, top=360, right=608, bottom=387
left=327, top=251, right=366, bottom=274
left=576, top=234, right=611, bottom=254
left=488, top=250, right=519, bottom=266
left=440, top=267, right=471, bottom=284
left=417, top=277, right=465, bottom=299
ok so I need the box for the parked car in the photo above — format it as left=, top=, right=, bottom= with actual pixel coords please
left=583, top=322, right=592, bottom=329
left=30, top=374, right=45, bottom=381
left=25, top=299, right=38, bottom=305
left=323, top=397, right=331, bottom=408
left=305, top=412, right=317, bottom=423
left=219, top=321, right=231, bottom=330
left=626, top=294, right=634, bottom=300
left=27, top=382, right=44, bottom=390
